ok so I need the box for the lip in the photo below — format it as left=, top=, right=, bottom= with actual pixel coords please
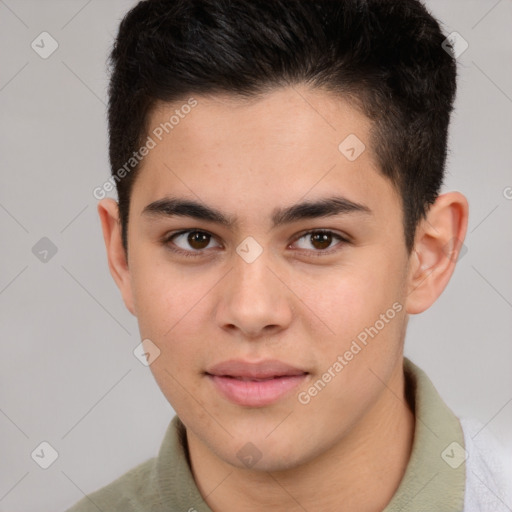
left=205, top=359, right=308, bottom=407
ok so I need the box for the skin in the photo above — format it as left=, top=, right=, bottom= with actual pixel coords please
left=98, top=85, right=468, bottom=511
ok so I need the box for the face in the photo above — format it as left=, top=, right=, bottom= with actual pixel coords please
left=120, top=86, right=413, bottom=471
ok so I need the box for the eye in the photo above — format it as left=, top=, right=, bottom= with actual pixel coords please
left=164, top=230, right=221, bottom=257
left=291, top=230, right=348, bottom=255
left=163, top=228, right=349, bottom=258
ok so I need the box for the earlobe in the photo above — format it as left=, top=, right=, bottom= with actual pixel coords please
left=97, top=198, right=136, bottom=316
left=405, top=192, right=469, bottom=315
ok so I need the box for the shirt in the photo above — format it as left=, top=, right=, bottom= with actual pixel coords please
left=64, top=358, right=511, bottom=512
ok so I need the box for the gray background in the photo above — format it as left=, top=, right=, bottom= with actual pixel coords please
left=0, top=1, right=511, bottom=511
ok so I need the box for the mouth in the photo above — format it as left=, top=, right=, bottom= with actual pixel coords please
left=205, top=359, right=309, bottom=407
left=214, top=375, right=298, bottom=381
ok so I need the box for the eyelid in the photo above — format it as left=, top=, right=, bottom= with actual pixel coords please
left=162, top=229, right=222, bottom=257
left=291, top=228, right=351, bottom=245
left=290, top=229, right=349, bottom=255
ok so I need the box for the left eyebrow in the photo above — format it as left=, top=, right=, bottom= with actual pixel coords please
left=141, top=195, right=372, bottom=230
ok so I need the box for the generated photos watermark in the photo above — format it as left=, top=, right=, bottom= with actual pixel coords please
left=93, top=97, right=198, bottom=200
left=297, top=301, right=403, bottom=405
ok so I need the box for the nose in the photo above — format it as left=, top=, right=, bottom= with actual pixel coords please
left=214, top=248, right=293, bottom=340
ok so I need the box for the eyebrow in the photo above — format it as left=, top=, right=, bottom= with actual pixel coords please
left=141, top=195, right=372, bottom=229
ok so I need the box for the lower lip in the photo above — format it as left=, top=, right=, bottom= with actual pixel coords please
left=207, top=374, right=307, bottom=407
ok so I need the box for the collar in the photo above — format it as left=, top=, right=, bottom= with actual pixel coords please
left=383, top=358, right=466, bottom=511
left=156, top=357, right=466, bottom=511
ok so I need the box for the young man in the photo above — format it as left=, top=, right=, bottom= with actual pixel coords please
left=68, top=0, right=511, bottom=510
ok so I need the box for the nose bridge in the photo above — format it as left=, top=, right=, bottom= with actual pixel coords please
left=232, top=245, right=276, bottom=306
left=216, top=242, right=291, bottom=336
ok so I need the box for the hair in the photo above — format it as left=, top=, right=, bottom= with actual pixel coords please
left=107, top=0, right=457, bottom=255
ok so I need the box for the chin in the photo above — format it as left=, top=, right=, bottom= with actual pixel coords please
left=226, top=449, right=305, bottom=473
left=217, top=431, right=311, bottom=473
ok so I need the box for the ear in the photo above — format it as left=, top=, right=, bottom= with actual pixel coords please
left=97, top=198, right=136, bottom=316
left=405, top=192, right=469, bottom=315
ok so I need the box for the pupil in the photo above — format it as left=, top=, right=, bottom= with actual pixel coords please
left=313, top=233, right=331, bottom=249
left=189, top=231, right=209, bottom=249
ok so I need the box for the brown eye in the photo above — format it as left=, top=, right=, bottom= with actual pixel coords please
left=165, top=230, right=221, bottom=256
left=185, top=231, right=211, bottom=250
left=292, top=230, right=347, bottom=255
left=310, top=232, right=333, bottom=250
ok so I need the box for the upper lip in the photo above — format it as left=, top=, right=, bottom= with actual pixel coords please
left=206, top=359, right=308, bottom=379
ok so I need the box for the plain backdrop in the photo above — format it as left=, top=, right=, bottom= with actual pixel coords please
left=0, top=1, right=511, bottom=511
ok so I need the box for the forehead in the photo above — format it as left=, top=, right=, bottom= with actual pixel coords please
left=149, top=86, right=373, bottom=159
left=131, top=86, right=400, bottom=225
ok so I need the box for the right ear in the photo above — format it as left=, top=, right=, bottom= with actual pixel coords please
left=97, top=198, right=136, bottom=316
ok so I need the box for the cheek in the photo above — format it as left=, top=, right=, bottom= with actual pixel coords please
left=130, top=260, right=216, bottom=370
left=132, top=264, right=209, bottom=408
left=309, top=261, right=404, bottom=334
left=130, top=253, right=195, bottom=335
left=300, top=256, right=408, bottom=402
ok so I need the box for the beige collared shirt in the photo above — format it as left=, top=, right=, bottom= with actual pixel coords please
left=65, top=358, right=467, bottom=512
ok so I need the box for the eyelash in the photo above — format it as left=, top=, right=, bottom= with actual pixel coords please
left=162, top=229, right=350, bottom=258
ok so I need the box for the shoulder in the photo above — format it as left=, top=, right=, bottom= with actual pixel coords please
left=64, top=456, right=162, bottom=512
left=460, top=417, right=512, bottom=512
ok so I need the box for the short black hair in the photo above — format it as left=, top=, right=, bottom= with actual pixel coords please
left=107, top=0, right=457, bottom=255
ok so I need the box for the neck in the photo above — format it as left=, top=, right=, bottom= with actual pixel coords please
left=186, top=358, right=415, bottom=512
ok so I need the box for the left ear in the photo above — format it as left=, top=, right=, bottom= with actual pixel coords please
left=405, top=191, right=469, bottom=314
